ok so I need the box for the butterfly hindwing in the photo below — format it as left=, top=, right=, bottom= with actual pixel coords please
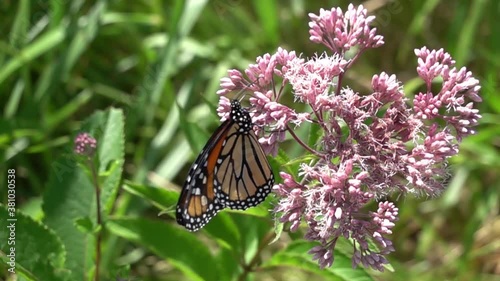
left=215, top=123, right=274, bottom=209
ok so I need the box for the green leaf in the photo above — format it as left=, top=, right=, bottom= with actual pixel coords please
left=42, top=152, right=95, bottom=280
left=74, top=216, right=94, bottom=234
left=122, top=180, right=178, bottom=210
left=62, top=1, right=108, bottom=78
left=42, top=108, right=125, bottom=280
left=253, top=0, right=279, bottom=44
left=263, top=241, right=374, bottom=281
left=92, top=108, right=125, bottom=216
left=19, top=196, right=44, bottom=222
left=229, top=212, right=271, bottom=263
left=214, top=247, right=240, bottom=281
left=45, top=89, right=93, bottom=131
left=228, top=200, right=271, bottom=218
left=441, top=166, right=469, bottom=208
left=202, top=212, right=240, bottom=249
left=0, top=27, right=65, bottom=85
left=177, top=0, right=210, bottom=37
left=4, top=79, right=24, bottom=118
left=78, top=107, right=125, bottom=216
left=177, top=101, right=211, bottom=153
left=453, top=0, right=487, bottom=65
left=107, top=217, right=218, bottom=281
left=0, top=205, right=68, bottom=281
left=9, top=0, right=30, bottom=47
left=122, top=180, right=242, bottom=251
left=275, top=148, right=294, bottom=175
left=269, top=218, right=284, bottom=245
left=307, top=122, right=322, bottom=148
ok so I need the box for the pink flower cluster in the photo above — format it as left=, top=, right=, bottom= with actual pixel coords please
left=309, top=5, right=384, bottom=53
left=216, top=4, right=481, bottom=271
left=74, top=132, right=97, bottom=157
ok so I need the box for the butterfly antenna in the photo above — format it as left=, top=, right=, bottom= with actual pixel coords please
left=235, top=77, right=262, bottom=102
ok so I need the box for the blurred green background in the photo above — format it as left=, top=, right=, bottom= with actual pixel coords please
left=1, top=0, right=499, bottom=280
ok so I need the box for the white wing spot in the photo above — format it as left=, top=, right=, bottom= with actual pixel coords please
left=201, top=195, right=208, bottom=206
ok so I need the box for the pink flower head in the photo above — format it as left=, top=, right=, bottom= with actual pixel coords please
left=217, top=48, right=307, bottom=156
left=273, top=172, right=305, bottom=232
left=308, top=4, right=384, bottom=53
left=414, top=47, right=482, bottom=140
left=349, top=201, right=398, bottom=271
left=285, top=53, right=348, bottom=106
left=216, top=96, right=232, bottom=122
left=74, top=132, right=97, bottom=157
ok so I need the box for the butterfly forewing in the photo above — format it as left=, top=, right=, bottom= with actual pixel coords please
left=175, top=120, right=230, bottom=231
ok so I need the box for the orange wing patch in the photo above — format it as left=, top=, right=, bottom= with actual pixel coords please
left=206, top=123, right=231, bottom=201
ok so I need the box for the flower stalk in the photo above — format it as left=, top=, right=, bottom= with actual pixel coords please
left=74, top=133, right=102, bottom=280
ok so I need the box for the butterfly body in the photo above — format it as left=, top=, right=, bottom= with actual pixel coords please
left=176, top=100, right=274, bottom=231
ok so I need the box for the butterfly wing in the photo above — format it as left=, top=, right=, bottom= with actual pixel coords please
left=214, top=102, right=274, bottom=210
left=176, top=120, right=232, bottom=231
left=215, top=127, right=274, bottom=209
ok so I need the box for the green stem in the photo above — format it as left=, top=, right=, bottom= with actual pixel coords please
left=237, top=231, right=275, bottom=281
left=88, top=159, right=102, bottom=281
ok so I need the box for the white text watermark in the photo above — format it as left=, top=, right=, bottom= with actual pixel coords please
left=7, top=169, right=17, bottom=274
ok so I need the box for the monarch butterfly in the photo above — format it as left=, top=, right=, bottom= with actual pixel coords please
left=176, top=99, right=274, bottom=231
